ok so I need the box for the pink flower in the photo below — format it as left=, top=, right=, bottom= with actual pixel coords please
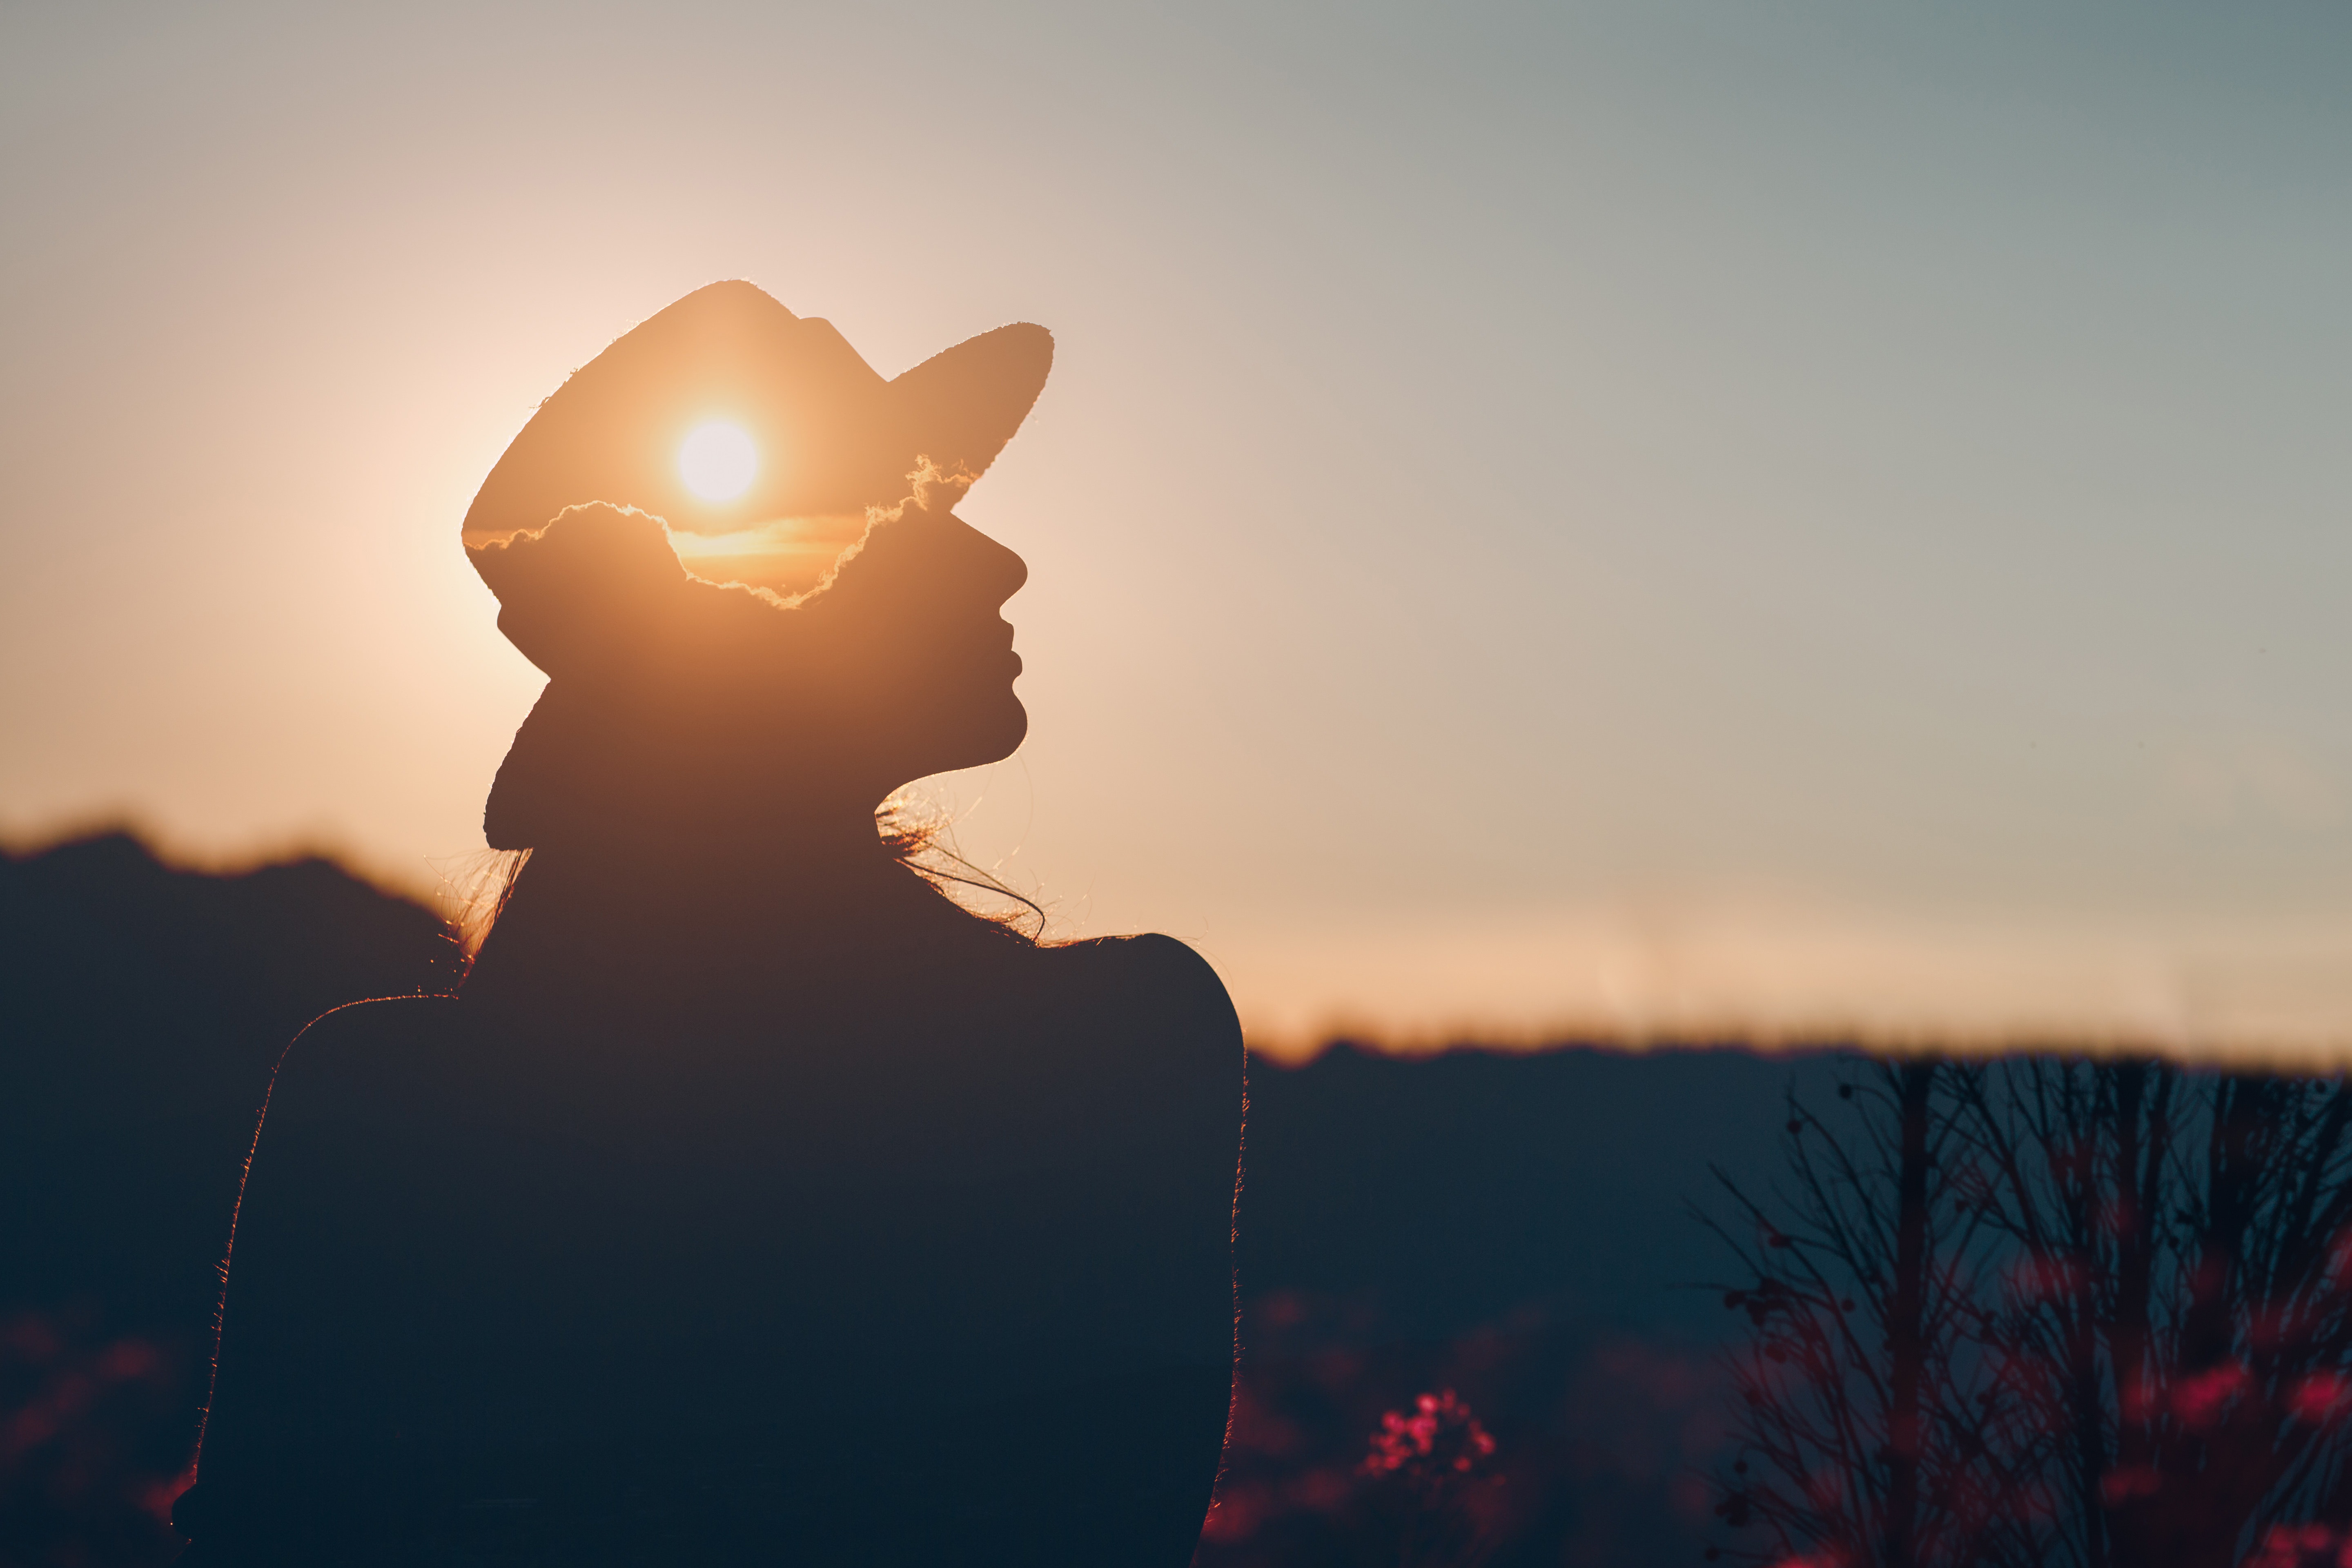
left=1361, top=1389, right=1498, bottom=1484
left=2170, top=1362, right=2251, bottom=1431
left=2291, top=1372, right=2349, bottom=1424
left=2245, top=1522, right=2351, bottom=1568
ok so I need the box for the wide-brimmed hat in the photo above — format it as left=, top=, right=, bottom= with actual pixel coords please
left=464, top=281, right=1053, bottom=620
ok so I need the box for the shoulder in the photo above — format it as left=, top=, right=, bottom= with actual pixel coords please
left=271, top=992, right=463, bottom=1075
left=1045, top=932, right=1238, bottom=1031
left=261, top=993, right=470, bottom=1132
left=226, top=1000, right=474, bottom=1307
left=232, top=996, right=509, bottom=1290
left=1034, top=933, right=1243, bottom=1112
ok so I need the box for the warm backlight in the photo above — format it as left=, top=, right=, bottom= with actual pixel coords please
left=679, top=421, right=757, bottom=501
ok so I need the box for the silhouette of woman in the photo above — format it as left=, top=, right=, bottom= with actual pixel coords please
left=176, top=283, right=1243, bottom=1566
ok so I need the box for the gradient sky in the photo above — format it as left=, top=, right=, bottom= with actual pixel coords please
left=6, top=2, right=2351, bottom=1057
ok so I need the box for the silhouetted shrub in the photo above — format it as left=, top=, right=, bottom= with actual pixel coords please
left=1705, top=1057, right=2352, bottom=1568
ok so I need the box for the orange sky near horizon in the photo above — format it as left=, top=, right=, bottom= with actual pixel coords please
left=6, top=2, right=2352, bottom=1060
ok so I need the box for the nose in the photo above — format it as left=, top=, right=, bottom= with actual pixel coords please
left=955, top=517, right=1027, bottom=608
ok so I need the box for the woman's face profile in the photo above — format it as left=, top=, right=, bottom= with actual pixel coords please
left=777, top=490, right=1032, bottom=793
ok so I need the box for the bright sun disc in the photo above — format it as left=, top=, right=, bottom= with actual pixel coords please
left=679, top=421, right=758, bottom=501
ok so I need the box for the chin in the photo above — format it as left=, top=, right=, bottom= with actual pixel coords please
left=963, top=691, right=1028, bottom=767
left=894, top=690, right=1026, bottom=784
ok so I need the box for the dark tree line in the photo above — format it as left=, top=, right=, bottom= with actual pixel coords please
left=1703, top=1056, right=2352, bottom=1568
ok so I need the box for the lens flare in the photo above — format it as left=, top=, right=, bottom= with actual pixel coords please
left=679, top=422, right=757, bottom=501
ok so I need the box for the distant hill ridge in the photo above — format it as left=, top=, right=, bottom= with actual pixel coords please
left=2, top=831, right=457, bottom=1126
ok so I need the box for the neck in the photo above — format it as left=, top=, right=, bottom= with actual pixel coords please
left=468, top=802, right=938, bottom=992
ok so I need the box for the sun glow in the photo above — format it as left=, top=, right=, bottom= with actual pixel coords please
left=679, top=421, right=758, bottom=501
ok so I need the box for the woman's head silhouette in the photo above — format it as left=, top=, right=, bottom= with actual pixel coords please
left=460, top=282, right=1050, bottom=855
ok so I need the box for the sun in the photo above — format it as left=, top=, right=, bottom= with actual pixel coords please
left=679, top=421, right=758, bottom=502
